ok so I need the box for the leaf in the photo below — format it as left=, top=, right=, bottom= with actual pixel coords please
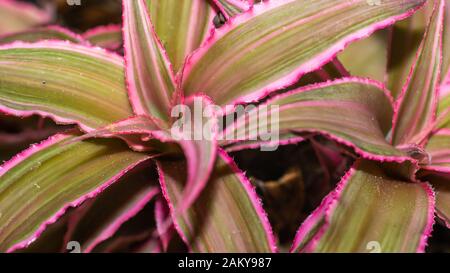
left=221, top=78, right=409, bottom=162
left=423, top=129, right=450, bottom=173
left=215, top=0, right=347, bottom=85
left=392, top=0, right=445, bottom=146
left=70, top=115, right=172, bottom=152
left=170, top=96, right=218, bottom=213
left=123, top=0, right=176, bottom=121
left=0, top=131, right=151, bottom=252
left=212, top=0, right=251, bottom=18
left=83, top=25, right=123, bottom=51
left=79, top=96, right=218, bottom=215
left=154, top=197, right=173, bottom=251
left=157, top=150, right=276, bottom=252
left=0, top=41, right=134, bottom=132
left=224, top=134, right=305, bottom=153
left=182, top=0, right=426, bottom=106
left=0, top=0, right=51, bottom=34
left=419, top=171, right=450, bottom=228
left=437, top=83, right=450, bottom=128
left=146, top=0, right=216, bottom=72
left=64, top=162, right=159, bottom=253
left=387, top=0, right=433, bottom=99
left=292, top=160, right=435, bottom=253
left=0, top=26, right=84, bottom=45
left=442, top=1, right=450, bottom=84
left=338, top=29, right=389, bottom=82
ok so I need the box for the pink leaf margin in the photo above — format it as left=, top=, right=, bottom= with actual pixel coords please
left=3, top=131, right=152, bottom=253
left=121, top=0, right=177, bottom=119
left=417, top=182, right=436, bottom=253
left=0, top=25, right=86, bottom=44
left=224, top=77, right=418, bottom=167
left=391, top=0, right=445, bottom=146
left=291, top=161, right=436, bottom=253
left=83, top=24, right=122, bottom=40
left=182, top=0, right=426, bottom=107
left=157, top=149, right=277, bottom=253
left=83, top=187, right=160, bottom=253
left=224, top=136, right=305, bottom=152
left=291, top=163, right=356, bottom=252
left=154, top=197, right=173, bottom=251
left=174, top=95, right=218, bottom=215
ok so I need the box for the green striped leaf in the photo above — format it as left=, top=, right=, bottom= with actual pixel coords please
left=0, top=41, right=134, bottom=132
left=387, top=0, right=433, bottom=99
left=123, top=0, right=176, bottom=121
left=442, top=1, right=450, bottom=84
left=158, top=150, right=276, bottom=252
left=392, top=0, right=445, bottom=146
left=292, top=160, right=435, bottom=253
left=437, top=84, right=450, bottom=128
left=0, top=131, right=150, bottom=252
left=221, top=78, right=408, bottom=161
left=182, top=0, right=426, bottom=106
left=0, top=26, right=83, bottom=45
left=146, top=0, right=215, bottom=72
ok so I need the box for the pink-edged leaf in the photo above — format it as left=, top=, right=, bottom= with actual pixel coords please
left=290, top=190, right=335, bottom=252
left=0, top=0, right=51, bottom=34
left=63, top=163, right=159, bottom=253
left=170, top=95, right=218, bottom=214
left=69, top=115, right=172, bottom=152
left=442, top=0, right=450, bottom=84
left=146, top=0, right=216, bottom=72
left=0, top=26, right=84, bottom=45
left=157, top=149, right=276, bottom=252
left=0, top=41, right=134, bottom=132
left=292, top=160, right=435, bottom=253
left=419, top=170, right=450, bottom=228
left=212, top=0, right=252, bottom=19
left=15, top=211, right=71, bottom=253
left=224, top=134, right=305, bottom=153
left=423, top=128, right=450, bottom=173
left=221, top=78, right=411, bottom=163
left=392, top=0, right=445, bottom=146
left=123, top=0, right=176, bottom=121
left=154, top=197, right=173, bottom=251
left=294, top=58, right=350, bottom=88
left=181, top=0, right=426, bottom=107
left=387, top=0, right=433, bottom=99
left=83, top=25, right=123, bottom=51
left=0, top=131, right=151, bottom=252
left=76, top=96, right=218, bottom=215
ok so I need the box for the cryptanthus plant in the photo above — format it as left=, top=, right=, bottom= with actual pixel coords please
left=0, top=0, right=448, bottom=253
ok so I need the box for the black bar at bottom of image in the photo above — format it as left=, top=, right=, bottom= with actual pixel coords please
left=0, top=253, right=445, bottom=272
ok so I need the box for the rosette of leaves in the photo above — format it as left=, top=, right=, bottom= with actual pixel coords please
left=0, top=0, right=447, bottom=253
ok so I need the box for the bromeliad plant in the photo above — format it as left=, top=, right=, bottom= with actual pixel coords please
left=0, top=0, right=448, bottom=253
